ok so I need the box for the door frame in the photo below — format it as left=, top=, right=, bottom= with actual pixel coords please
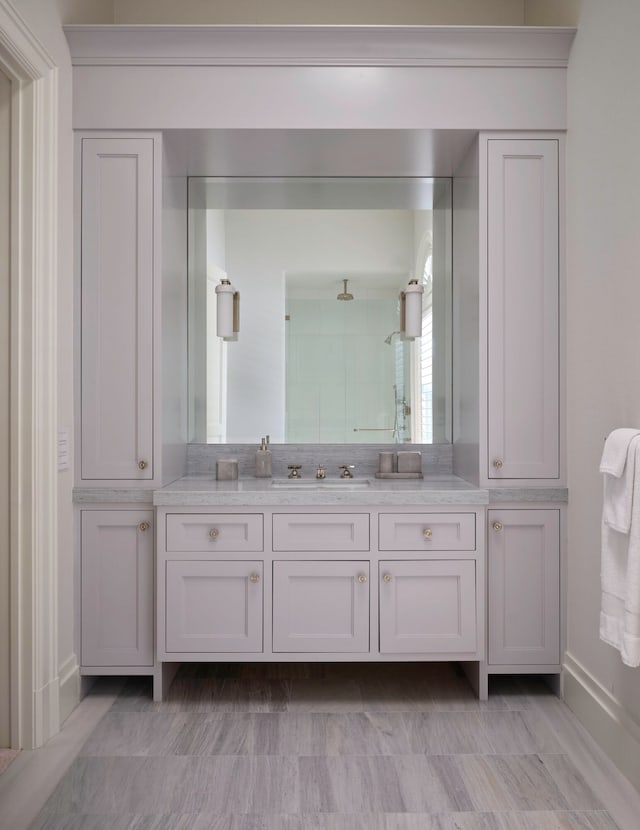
left=0, top=0, right=60, bottom=749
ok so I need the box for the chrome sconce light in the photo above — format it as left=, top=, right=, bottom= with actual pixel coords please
left=400, top=278, right=424, bottom=340
left=215, top=278, right=240, bottom=340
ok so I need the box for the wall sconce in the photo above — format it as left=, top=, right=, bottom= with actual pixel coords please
left=215, top=278, right=240, bottom=341
left=400, top=278, right=424, bottom=339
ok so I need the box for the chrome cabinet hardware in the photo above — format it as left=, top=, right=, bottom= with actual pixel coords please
left=493, top=459, right=503, bottom=470
left=138, top=460, right=148, bottom=470
left=249, top=573, right=260, bottom=583
left=209, top=528, right=220, bottom=539
left=493, top=521, right=503, bottom=532
left=357, top=573, right=367, bottom=583
left=382, top=572, right=392, bottom=583
left=138, top=521, right=150, bottom=532
left=423, top=528, right=433, bottom=539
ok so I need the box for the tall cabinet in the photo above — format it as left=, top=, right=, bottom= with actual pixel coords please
left=479, top=135, right=564, bottom=694
left=77, top=133, right=163, bottom=687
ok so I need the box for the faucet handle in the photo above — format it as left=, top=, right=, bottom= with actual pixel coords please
left=287, top=464, right=302, bottom=479
left=315, top=465, right=326, bottom=479
left=338, top=465, right=355, bottom=479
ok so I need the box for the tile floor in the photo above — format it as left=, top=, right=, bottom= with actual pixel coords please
left=6, top=663, right=640, bottom=829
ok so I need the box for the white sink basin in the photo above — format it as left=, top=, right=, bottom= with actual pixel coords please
left=271, top=478, right=371, bottom=490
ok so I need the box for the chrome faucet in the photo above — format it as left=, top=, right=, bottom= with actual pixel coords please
left=287, top=464, right=302, bottom=479
left=338, top=465, right=355, bottom=479
left=315, top=465, right=326, bottom=479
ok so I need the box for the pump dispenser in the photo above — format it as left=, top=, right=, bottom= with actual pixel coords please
left=255, top=435, right=272, bottom=478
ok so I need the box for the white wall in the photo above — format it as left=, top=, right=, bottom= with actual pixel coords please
left=0, top=65, right=10, bottom=748
left=565, top=0, right=640, bottom=788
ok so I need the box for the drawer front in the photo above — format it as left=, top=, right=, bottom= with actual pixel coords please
left=165, top=560, right=263, bottom=652
left=273, top=560, right=370, bottom=653
left=379, top=560, right=477, bottom=654
left=166, top=513, right=263, bottom=552
left=273, top=513, right=370, bottom=551
left=378, top=513, right=475, bottom=551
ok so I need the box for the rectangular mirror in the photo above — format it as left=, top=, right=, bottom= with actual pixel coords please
left=188, top=177, right=452, bottom=444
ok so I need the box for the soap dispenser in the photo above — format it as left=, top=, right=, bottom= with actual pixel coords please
left=255, top=435, right=272, bottom=478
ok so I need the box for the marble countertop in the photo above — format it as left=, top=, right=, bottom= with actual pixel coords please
left=153, top=474, right=489, bottom=506
left=73, top=478, right=568, bottom=507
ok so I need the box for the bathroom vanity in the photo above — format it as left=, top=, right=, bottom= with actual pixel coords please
left=69, top=24, right=572, bottom=702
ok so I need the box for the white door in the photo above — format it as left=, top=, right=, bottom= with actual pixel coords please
left=379, top=560, right=476, bottom=653
left=81, top=510, right=154, bottom=667
left=80, top=137, right=155, bottom=480
left=273, top=561, right=370, bottom=652
left=488, top=509, right=560, bottom=665
left=487, top=139, right=559, bottom=480
left=165, top=561, right=263, bottom=653
left=0, top=66, right=11, bottom=747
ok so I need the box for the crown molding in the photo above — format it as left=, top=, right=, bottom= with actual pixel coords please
left=63, top=24, right=576, bottom=68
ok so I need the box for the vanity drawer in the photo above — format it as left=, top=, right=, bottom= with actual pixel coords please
left=166, top=513, right=264, bottom=552
left=273, top=513, right=370, bottom=551
left=378, top=513, right=475, bottom=551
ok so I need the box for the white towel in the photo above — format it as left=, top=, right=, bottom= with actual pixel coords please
left=601, top=431, right=640, bottom=533
left=600, top=428, right=640, bottom=477
left=600, top=436, right=640, bottom=667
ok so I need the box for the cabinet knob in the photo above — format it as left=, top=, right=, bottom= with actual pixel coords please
left=249, top=573, right=260, bottom=583
left=138, top=460, right=148, bottom=470
left=493, top=521, right=503, bottom=532
left=492, top=459, right=503, bottom=470
left=209, top=528, right=220, bottom=539
left=357, top=573, right=368, bottom=583
left=382, top=572, right=393, bottom=583
left=138, top=521, right=150, bottom=532
left=423, top=528, right=433, bottom=539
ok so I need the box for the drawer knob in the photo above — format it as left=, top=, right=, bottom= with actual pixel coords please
left=423, top=528, right=433, bottom=539
left=493, top=458, right=503, bottom=470
left=209, top=528, right=220, bottom=539
left=383, top=572, right=392, bottom=583
left=493, top=521, right=503, bottom=532
left=249, top=573, right=260, bottom=583
left=138, top=521, right=150, bottom=532
left=138, top=460, right=148, bottom=470
left=357, top=573, right=368, bottom=584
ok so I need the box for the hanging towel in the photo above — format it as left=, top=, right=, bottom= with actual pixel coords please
left=601, top=430, right=640, bottom=533
left=600, top=434, right=640, bottom=667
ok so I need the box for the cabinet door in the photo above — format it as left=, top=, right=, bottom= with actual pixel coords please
left=487, top=139, right=559, bottom=480
left=81, top=510, right=154, bottom=667
left=273, top=561, right=370, bottom=652
left=488, top=509, right=560, bottom=665
left=379, top=560, right=476, bottom=654
left=165, top=561, right=263, bottom=653
left=81, top=137, right=155, bottom=480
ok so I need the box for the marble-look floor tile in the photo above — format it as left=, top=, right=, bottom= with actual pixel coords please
left=404, top=711, right=494, bottom=754
left=479, top=710, right=564, bottom=755
left=479, top=755, right=571, bottom=811
left=298, top=755, right=407, bottom=813
left=287, top=679, right=363, bottom=712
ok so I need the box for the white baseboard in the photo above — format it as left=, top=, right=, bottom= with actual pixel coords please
left=564, top=652, right=640, bottom=792
left=58, top=654, right=80, bottom=726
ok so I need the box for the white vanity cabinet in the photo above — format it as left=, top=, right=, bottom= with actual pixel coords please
left=487, top=508, right=560, bottom=667
left=484, top=137, right=561, bottom=483
left=80, top=509, right=154, bottom=668
left=157, top=506, right=484, bottom=675
left=79, top=134, right=160, bottom=484
left=273, top=560, right=370, bottom=653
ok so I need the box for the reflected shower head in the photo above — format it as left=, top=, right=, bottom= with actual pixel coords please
left=337, top=279, right=354, bottom=301
left=384, top=331, right=401, bottom=345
